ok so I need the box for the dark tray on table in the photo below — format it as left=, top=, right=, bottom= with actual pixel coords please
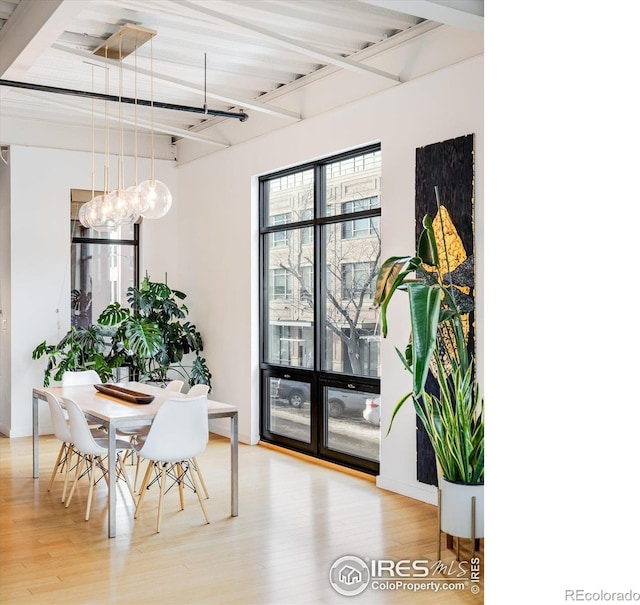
left=94, top=384, right=155, bottom=405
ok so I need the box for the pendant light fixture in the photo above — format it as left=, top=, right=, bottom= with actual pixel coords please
left=103, top=31, right=139, bottom=226
left=83, top=56, right=117, bottom=233
left=78, top=24, right=170, bottom=230
left=137, top=34, right=172, bottom=219
left=125, top=31, right=143, bottom=214
left=78, top=64, right=96, bottom=230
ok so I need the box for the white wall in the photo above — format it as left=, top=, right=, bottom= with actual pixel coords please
left=0, top=148, right=11, bottom=432
left=0, top=145, right=177, bottom=437
left=176, top=55, right=483, bottom=504
left=0, top=48, right=483, bottom=506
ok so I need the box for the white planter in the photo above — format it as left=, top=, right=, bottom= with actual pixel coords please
left=439, top=478, right=484, bottom=539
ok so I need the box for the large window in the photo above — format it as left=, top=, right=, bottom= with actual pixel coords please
left=70, top=189, right=139, bottom=328
left=259, top=145, right=381, bottom=474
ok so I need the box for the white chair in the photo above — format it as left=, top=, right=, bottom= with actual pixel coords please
left=121, top=380, right=184, bottom=490
left=61, top=369, right=102, bottom=386
left=44, top=391, right=76, bottom=502
left=63, top=397, right=135, bottom=521
left=165, top=380, right=184, bottom=393
left=186, top=384, right=209, bottom=397
left=134, top=395, right=210, bottom=533
left=61, top=370, right=104, bottom=431
left=185, top=384, right=210, bottom=498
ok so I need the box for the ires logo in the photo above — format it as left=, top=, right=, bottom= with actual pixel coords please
left=370, top=559, right=430, bottom=578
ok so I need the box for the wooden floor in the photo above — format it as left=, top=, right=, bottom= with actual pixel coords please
left=0, top=433, right=483, bottom=604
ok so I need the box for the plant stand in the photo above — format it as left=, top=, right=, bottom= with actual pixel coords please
left=437, top=485, right=483, bottom=561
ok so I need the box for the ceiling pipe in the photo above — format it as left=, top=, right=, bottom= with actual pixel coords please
left=0, top=78, right=248, bottom=121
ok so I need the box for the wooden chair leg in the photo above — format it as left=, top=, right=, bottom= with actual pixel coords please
left=65, top=453, right=85, bottom=508
left=61, top=448, right=75, bottom=503
left=187, top=464, right=210, bottom=525
left=134, top=461, right=154, bottom=519
left=191, top=456, right=209, bottom=499
left=116, top=454, right=135, bottom=501
left=133, top=454, right=144, bottom=493
left=157, top=464, right=167, bottom=533
left=177, top=463, right=185, bottom=511
left=47, top=442, right=67, bottom=491
left=85, top=456, right=96, bottom=521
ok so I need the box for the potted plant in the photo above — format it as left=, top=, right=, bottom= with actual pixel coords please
left=374, top=191, right=483, bottom=547
left=33, top=275, right=212, bottom=388
left=98, top=275, right=212, bottom=387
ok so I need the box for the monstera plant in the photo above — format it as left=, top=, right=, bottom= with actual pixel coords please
left=32, top=324, right=114, bottom=386
left=33, top=275, right=212, bottom=388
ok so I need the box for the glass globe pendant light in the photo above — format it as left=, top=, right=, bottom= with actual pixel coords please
left=126, top=36, right=146, bottom=217
left=137, top=179, right=171, bottom=218
left=80, top=64, right=116, bottom=233
left=107, top=35, right=140, bottom=226
left=86, top=194, right=119, bottom=233
left=138, top=36, right=172, bottom=219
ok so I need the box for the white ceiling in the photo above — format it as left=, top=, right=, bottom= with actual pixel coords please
left=0, top=0, right=483, bottom=163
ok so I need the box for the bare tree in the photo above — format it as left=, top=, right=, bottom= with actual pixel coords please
left=269, top=190, right=380, bottom=375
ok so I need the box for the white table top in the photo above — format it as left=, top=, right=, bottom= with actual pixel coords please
left=35, top=382, right=237, bottom=426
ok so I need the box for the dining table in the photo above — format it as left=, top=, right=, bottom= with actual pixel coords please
left=32, top=381, right=238, bottom=538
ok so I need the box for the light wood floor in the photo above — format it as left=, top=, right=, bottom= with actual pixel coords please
left=0, top=433, right=483, bottom=604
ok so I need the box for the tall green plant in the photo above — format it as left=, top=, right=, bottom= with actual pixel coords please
left=98, top=276, right=212, bottom=387
left=32, top=276, right=212, bottom=388
left=374, top=193, right=483, bottom=484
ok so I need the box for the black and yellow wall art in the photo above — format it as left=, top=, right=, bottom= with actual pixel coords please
left=414, top=133, right=475, bottom=486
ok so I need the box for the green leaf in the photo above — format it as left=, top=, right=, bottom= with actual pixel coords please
left=374, top=256, right=410, bottom=306
left=385, top=391, right=413, bottom=436
left=374, top=257, right=422, bottom=337
left=190, top=355, right=212, bottom=387
left=98, top=302, right=130, bottom=326
left=407, top=282, right=441, bottom=396
left=32, top=341, right=49, bottom=360
left=124, top=318, right=163, bottom=359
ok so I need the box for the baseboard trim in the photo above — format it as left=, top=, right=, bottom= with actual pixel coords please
left=258, top=441, right=376, bottom=482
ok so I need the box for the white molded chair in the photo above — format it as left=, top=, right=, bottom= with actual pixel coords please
left=134, top=395, right=210, bottom=533
left=185, top=384, right=210, bottom=498
left=44, top=391, right=76, bottom=502
left=121, top=380, right=185, bottom=490
left=165, top=380, right=184, bottom=393
left=63, top=397, right=135, bottom=521
left=61, top=369, right=102, bottom=386
left=61, top=370, right=104, bottom=431
left=186, top=384, right=209, bottom=397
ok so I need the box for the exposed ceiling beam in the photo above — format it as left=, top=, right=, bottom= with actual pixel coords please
left=52, top=43, right=302, bottom=121
left=0, top=78, right=248, bottom=121
left=0, top=0, right=84, bottom=78
left=176, top=0, right=401, bottom=84
left=9, top=89, right=230, bottom=148
left=358, top=0, right=484, bottom=32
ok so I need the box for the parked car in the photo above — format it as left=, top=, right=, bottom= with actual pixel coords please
left=273, top=379, right=377, bottom=419
left=273, top=379, right=310, bottom=407
left=326, top=388, right=373, bottom=418
left=363, top=396, right=381, bottom=426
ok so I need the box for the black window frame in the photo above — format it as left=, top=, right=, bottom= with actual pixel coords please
left=259, top=143, right=381, bottom=475
left=70, top=220, right=140, bottom=327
